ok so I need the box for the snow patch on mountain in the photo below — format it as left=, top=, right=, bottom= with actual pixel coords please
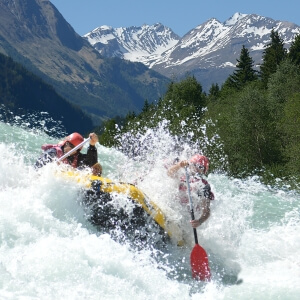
left=225, top=12, right=248, bottom=26
left=84, top=23, right=180, bottom=62
left=221, top=62, right=236, bottom=68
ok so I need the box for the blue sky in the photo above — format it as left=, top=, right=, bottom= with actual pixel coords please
left=50, top=0, right=300, bottom=37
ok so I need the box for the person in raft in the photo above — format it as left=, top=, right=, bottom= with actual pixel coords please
left=167, top=154, right=214, bottom=228
left=35, top=132, right=102, bottom=176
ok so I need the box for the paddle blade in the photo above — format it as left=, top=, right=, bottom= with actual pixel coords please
left=190, top=244, right=211, bottom=281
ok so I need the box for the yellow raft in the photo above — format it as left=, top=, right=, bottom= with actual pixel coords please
left=90, top=175, right=169, bottom=234
left=58, top=170, right=171, bottom=238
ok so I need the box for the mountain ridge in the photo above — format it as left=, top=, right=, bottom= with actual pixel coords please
left=84, top=12, right=300, bottom=90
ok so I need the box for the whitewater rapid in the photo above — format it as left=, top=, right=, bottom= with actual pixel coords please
left=0, top=121, right=299, bottom=299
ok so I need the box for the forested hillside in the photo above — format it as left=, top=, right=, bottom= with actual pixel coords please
left=0, top=53, right=94, bottom=135
left=97, top=30, right=300, bottom=186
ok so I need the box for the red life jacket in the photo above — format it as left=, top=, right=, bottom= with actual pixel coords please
left=42, top=144, right=64, bottom=157
left=41, top=144, right=79, bottom=168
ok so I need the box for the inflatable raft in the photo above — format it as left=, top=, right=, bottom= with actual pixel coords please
left=58, top=170, right=175, bottom=244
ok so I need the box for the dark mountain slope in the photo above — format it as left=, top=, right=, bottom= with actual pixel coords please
left=0, top=52, right=94, bottom=135
left=0, top=0, right=170, bottom=124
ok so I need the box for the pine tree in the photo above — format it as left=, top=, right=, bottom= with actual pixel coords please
left=125, top=111, right=136, bottom=122
left=208, top=83, right=220, bottom=98
left=288, top=33, right=300, bottom=66
left=142, top=99, right=150, bottom=113
left=260, top=29, right=287, bottom=87
left=98, top=119, right=120, bottom=147
left=225, top=45, right=258, bottom=90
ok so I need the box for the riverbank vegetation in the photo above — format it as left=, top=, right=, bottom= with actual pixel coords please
left=96, top=30, right=300, bottom=188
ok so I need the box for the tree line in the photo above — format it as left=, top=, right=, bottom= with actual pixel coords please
left=96, top=29, right=300, bottom=188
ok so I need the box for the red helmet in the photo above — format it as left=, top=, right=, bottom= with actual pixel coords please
left=190, top=154, right=209, bottom=173
left=60, top=132, right=84, bottom=147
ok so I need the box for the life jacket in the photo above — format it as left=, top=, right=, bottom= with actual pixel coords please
left=41, top=144, right=79, bottom=168
left=178, top=174, right=214, bottom=205
left=42, top=144, right=64, bottom=157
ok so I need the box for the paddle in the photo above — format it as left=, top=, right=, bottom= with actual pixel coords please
left=185, top=166, right=211, bottom=281
left=58, top=137, right=91, bottom=162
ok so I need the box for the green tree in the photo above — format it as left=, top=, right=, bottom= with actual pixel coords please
left=142, top=99, right=151, bottom=113
left=206, top=81, right=280, bottom=176
left=97, top=119, right=120, bottom=147
left=159, top=76, right=206, bottom=136
left=262, top=59, right=300, bottom=179
left=125, top=111, right=137, bottom=122
left=116, top=76, right=207, bottom=143
left=224, top=45, right=258, bottom=90
left=208, top=83, right=220, bottom=101
left=267, top=59, right=300, bottom=123
left=234, top=84, right=279, bottom=172
left=204, top=88, right=239, bottom=173
left=288, top=33, right=300, bottom=66
left=260, top=29, right=287, bottom=87
left=282, top=93, right=300, bottom=174
left=266, top=60, right=300, bottom=177
left=163, top=76, right=205, bottom=109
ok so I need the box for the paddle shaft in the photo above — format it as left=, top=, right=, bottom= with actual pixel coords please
left=58, top=137, right=91, bottom=162
left=185, top=166, right=199, bottom=244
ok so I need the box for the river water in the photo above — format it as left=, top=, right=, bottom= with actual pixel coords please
left=0, top=121, right=299, bottom=299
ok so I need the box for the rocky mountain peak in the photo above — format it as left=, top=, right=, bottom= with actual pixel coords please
left=84, top=23, right=180, bottom=62
left=224, top=12, right=248, bottom=26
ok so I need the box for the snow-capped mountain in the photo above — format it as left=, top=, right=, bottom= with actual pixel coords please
left=84, top=23, right=180, bottom=65
left=84, top=13, right=300, bottom=90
